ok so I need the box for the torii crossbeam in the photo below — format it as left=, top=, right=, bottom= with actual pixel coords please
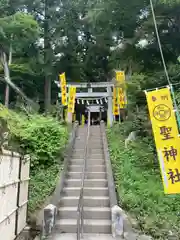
left=56, top=81, right=114, bottom=126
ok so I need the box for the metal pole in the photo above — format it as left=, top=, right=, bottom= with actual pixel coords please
left=107, top=86, right=113, bottom=127
left=150, top=0, right=180, bottom=130
left=170, top=85, right=180, bottom=130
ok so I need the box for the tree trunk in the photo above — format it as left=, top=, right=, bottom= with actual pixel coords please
left=0, top=49, right=35, bottom=107
left=44, top=78, right=51, bottom=112
left=44, top=0, right=51, bottom=113
left=4, top=85, right=10, bottom=107
left=4, top=43, right=12, bottom=107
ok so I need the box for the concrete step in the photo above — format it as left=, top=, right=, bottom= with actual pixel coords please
left=89, top=148, right=103, bottom=151
left=74, top=139, right=87, bottom=142
left=88, top=153, right=104, bottom=159
left=88, top=138, right=101, bottom=141
left=62, top=187, right=109, bottom=197
left=72, top=147, right=85, bottom=150
left=88, top=155, right=104, bottom=159
left=69, top=164, right=106, bottom=172
left=88, top=150, right=103, bottom=154
left=71, top=156, right=104, bottom=160
left=60, top=196, right=110, bottom=207
left=72, top=149, right=85, bottom=153
left=89, top=138, right=102, bottom=141
left=48, top=233, right=118, bottom=240
left=58, top=207, right=111, bottom=219
left=72, top=153, right=85, bottom=158
left=76, top=131, right=87, bottom=134
left=72, top=152, right=103, bottom=158
left=75, top=136, right=87, bottom=139
left=74, top=144, right=103, bottom=149
left=54, top=219, right=111, bottom=234
left=64, top=179, right=108, bottom=188
left=75, top=137, right=87, bottom=141
left=89, top=136, right=102, bottom=139
left=90, top=130, right=101, bottom=132
left=67, top=172, right=106, bottom=179
left=88, top=139, right=102, bottom=142
left=70, top=159, right=105, bottom=165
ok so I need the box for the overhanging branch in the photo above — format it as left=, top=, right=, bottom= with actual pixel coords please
left=0, top=48, right=36, bottom=108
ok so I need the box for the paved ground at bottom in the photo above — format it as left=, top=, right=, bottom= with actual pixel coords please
left=47, top=233, right=123, bottom=240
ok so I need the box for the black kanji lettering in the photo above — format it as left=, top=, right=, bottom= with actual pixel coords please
left=160, top=126, right=173, bottom=140
left=167, top=168, right=180, bottom=184
left=163, top=146, right=177, bottom=161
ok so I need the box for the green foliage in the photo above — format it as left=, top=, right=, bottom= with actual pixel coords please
left=0, top=12, right=39, bottom=39
left=1, top=0, right=180, bottom=108
left=0, top=105, right=68, bottom=168
left=28, top=164, right=60, bottom=213
left=19, top=115, right=68, bottom=168
left=0, top=12, right=39, bottom=52
left=0, top=104, right=68, bottom=213
left=107, top=124, right=180, bottom=239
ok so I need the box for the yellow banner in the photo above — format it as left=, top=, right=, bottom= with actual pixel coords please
left=67, top=86, right=76, bottom=113
left=116, top=71, right=125, bottom=84
left=59, top=73, right=67, bottom=106
left=113, top=87, right=119, bottom=116
left=146, top=87, right=180, bottom=194
left=118, top=88, right=126, bottom=109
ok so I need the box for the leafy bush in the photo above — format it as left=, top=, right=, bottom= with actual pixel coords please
left=16, top=114, right=68, bottom=168
left=0, top=104, right=68, bottom=213
left=107, top=124, right=180, bottom=239
left=28, top=164, right=60, bottom=213
left=0, top=104, right=68, bottom=168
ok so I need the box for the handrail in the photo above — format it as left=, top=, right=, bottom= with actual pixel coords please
left=77, top=111, right=91, bottom=240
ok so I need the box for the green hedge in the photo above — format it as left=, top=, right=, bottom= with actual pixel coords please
left=107, top=123, right=180, bottom=239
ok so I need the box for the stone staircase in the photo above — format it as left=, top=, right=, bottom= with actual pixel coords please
left=51, top=125, right=112, bottom=238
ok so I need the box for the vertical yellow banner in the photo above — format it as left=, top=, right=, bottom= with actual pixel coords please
left=146, top=87, right=180, bottom=194
left=116, top=71, right=127, bottom=109
left=67, top=86, right=76, bottom=113
left=118, top=88, right=126, bottom=109
left=116, top=71, right=125, bottom=84
left=113, top=87, right=119, bottom=116
left=59, top=73, right=67, bottom=106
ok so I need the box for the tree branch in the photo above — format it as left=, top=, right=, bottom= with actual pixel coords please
left=0, top=48, right=36, bottom=108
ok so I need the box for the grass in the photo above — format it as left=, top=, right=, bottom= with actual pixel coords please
left=107, top=124, right=180, bottom=239
left=28, top=163, right=60, bottom=214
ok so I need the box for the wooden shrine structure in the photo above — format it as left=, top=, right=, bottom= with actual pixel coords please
left=56, top=81, right=114, bottom=126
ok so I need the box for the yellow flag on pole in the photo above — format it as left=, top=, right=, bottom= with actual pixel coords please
left=118, top=88, right=126, bottom=109
left=67, top=86, right=76, bottom=113
left=59, top=73, right=67, bottom=106
left=146, top=87, right=180, bottom=194
left=113, top=87, right=119, bottom=116
left=116, top=71, right=127, bottom=108
left=116, top=71, right=125, bottom=84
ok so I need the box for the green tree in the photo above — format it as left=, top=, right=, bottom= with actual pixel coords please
left=0, top=11, right=39, bottom=107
